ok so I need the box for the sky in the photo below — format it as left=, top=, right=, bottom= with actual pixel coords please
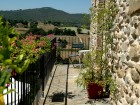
left=0, top=0, right=91, bottom=14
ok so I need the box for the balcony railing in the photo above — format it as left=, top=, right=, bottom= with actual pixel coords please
left=4, top=38, right=56, bottom=105
left=3, top=35, right=89, bottom=105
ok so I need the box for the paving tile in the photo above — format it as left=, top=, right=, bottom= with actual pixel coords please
left=39, top=64, right=111, bottom=105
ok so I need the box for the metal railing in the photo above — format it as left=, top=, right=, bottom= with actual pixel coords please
left=4, top=38, right=56, bottom=105
left=4, top=36, right=89, bottom=104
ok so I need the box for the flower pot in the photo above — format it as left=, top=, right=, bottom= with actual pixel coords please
left=87, top=83, right=103, bottom=99
left=0, top=94, right=4, bottom=105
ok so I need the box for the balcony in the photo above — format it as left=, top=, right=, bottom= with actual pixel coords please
left=3, top=38, right=56, bottom=105
left=40, top=64, right=110, bottom=105
left=3, top=36, right=110, bottom=105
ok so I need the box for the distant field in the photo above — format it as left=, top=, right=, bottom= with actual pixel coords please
left=61, top=26, right=89, bottom=34
left=15, top=22, right=89, bottom=34
left=14, top=24, right=90, bottom=38
left=37, top=22, right=57, bottom=32
left=14, top=28, right=29, bottom=34
left=15, top=23, right=56, bottom=34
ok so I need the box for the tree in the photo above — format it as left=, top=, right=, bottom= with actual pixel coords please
left=77, top=27, right=82, bottom=34
left=26, top=27, right=47, bottom=35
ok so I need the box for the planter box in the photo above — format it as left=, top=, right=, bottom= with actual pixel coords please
left=87, top=83, right=103, bottom=99
left=87, top=83, right=110, bottom=99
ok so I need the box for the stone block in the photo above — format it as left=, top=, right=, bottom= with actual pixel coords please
left=122, top=41, right=129, bottom=52
left=138, top=98, right=140, bottom=104
left=135, top=64, right=140, bottom=74
left=138, top=23, right=140, bottom=34
left=129, top=0, right=140, bottom=14
left=126, top=94, right=131, bottom=104
left=130, top=26, right=136, bottom=35
left=131, top=57, right=139, bottom=62
left=131, top=16, right=139, bottom=25
left=128, top=35, right=134, bottom=44
left=131, top=68, right=140, bottom=83
left=130, top=94, right=137, bottom=105
left=124, top=69, right=135, bottom=85
left=117, top=69, right=125, bottom=78
left=133, top=84, right=140, bottom=97
left=129, top=46, right=139, bottom=58
left=124, top=61, right=135, bottom=68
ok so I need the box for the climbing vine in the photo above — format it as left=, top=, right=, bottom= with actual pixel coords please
left=91, top=0, right=118, bottom=92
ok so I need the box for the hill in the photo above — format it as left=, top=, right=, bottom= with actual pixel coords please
left=0, top=7, right=90, bottom=25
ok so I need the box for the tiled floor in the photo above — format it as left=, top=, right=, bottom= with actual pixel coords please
left=39, top=64, right=111, bottom=105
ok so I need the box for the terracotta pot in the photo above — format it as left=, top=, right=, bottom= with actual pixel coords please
left=0, top=94, right=5, bottom=105
left=87, top=83, right=103, bottom=99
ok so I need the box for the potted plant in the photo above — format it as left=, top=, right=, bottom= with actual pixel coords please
left=76, top=49, right=115, bottom=99
left=76, top=0, right=117, bottom=99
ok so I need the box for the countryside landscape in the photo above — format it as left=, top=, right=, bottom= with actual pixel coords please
left=1, top=0, right=140, bottom=105
left=0, top=7, right=90, bottom=41
left=0, top=7, right=90, bottom=62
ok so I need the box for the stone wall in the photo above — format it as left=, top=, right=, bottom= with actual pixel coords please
left=90, top=0, right=140, bottom=105
left=90, top=0, right=105, bottom=49
left=90, top=0, right=98, bottom=49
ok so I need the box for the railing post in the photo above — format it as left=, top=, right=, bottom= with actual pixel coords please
left=40, top=54, right=45, bottom=97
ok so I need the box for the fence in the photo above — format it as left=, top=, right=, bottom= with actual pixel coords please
left=4, top=38, right=56, bottom=105
left=56, top=36, right=90, bottom=64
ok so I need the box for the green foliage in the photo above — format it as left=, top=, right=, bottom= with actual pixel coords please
left=30, top=21, right=38, bottom=28
left=57, top=38, right=68, bottom=48
left=77, top=27, right=82, bottom=34
left=12, top=34, right=51, bottom=65
left=76, top=49, right=116, bottom=93
left=0, top=16, right=19, bottom=94
left=0, top=16, right=18, bottom=66
left=0, top=7, right=90, bottom=27
left=8, top=19, right=28, bottom=27
left=82, top=13, right=90, bottom=29
left=76, top=0, right=117, bottom=94
left=47, top=28, right=76, bottom=36
left=0, top=16, right=52, bottom=95
left=26, top=27, right=47, bottom=35
left=0, top=69, right=11, bottom=94
left=0, top=20, right=31, bottom=74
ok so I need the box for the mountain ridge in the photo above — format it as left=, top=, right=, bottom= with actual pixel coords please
left=0, top=7, right=90, bottom=25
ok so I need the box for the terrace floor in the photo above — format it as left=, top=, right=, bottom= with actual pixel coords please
left=39, top=64, right=111, bottom=105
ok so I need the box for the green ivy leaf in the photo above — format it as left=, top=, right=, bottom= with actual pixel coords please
left=14, top=54, right=24, bottom=63
left=0, top=54, right=3, bottom=60
left=4, top=59, right=12, bottom=65
left=20, top=59, right=30, bottom=74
